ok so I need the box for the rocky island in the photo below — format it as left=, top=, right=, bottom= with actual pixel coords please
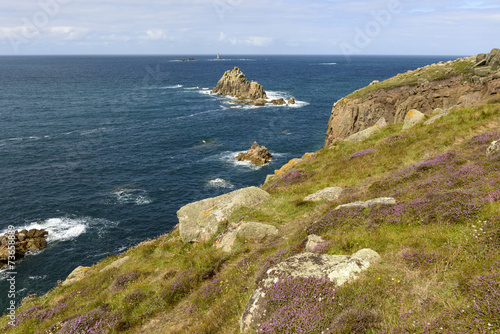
left=211, top=67, right=296, bottom=106
left=236, top=142, right=273, bottom=166
left=0, top=229, right=49, bottom=268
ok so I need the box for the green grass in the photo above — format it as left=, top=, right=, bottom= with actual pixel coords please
left=344, top=57, right=476, bottom=101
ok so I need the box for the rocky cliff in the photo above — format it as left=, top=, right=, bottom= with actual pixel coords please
left=325, top=51, right=500, bottom=146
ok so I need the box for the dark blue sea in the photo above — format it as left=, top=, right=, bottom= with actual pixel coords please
left=0, top=54, right=460, bottom=311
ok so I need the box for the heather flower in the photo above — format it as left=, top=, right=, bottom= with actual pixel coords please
left=57, top=306, right=118, bottom=334
left=351, top=149, right=377, bottom=159
left=402, top=249, right=441, bottom=269
left=112, top=271, right=141, bottom=289
left=267, top=170, right=309, bottom=191
left=14, top=305, right=43, bottom=326
left=260, top=276, right=339, bottom=333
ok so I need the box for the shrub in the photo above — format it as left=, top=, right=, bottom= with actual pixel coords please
left=57, top=305, right=118, bottom=334
left=260, top=276, right=339, bottom=334
left=350, top=149, right=377, bottom=159
left=266, top=170, right=309, bottom=191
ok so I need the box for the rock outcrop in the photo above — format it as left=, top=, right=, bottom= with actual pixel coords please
left=176, top=187, right=270, bottom=243
left=0, top=229, right=49, bottom=268
left=212, top=67, right=267, bottom=102
left=402, top=109, right=426, bottom=130
left=325, top=56, right=500, bottom=146
left=62, top=266, right=90, bottom=286
left=240, top=249, right=381, bottom=332
left=335, top=197, right=396, bottom=210
left=474, top=49, right=500, bottom=76
left=236, top=142, right=273, bottom=166
left=347, top=117, right=387, bottom=142
left=303, top=187, right=343, bottom=202
left=215, top=222, right=279, bottom=252
left=487, top=140, right=500, bottom=157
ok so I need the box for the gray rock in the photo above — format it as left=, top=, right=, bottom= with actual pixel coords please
left=417, top=78, right=429, bottom=87
left=487, top=49, right=500, bottom=69
left=487, top=140, right=500, bottom=157
left=347, top=117, right=387, bottom=142
left=62, top=266, right=90, bottom=286
left=475, top=66, right=492, bottom=77
left=303, top=187, right=343, bottom=202
left=240, top=249, right=381, bottom=332
left=100, top=256, right=130, bottom=272
left=177, top=187, right=270, bottom=243
left=215, top=222, right=278, bottom=252
left=305, top=234, right=326, bottom=252
left=402, top=109, right=426, bottom=130
left=424, top=108, right=453, bottom=125
left=335, top=197, right=396, bottom=210
left=476, top=53, right=488, bottom=64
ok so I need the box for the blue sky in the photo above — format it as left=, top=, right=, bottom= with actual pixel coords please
left=0, top=0, right=498, bottom=55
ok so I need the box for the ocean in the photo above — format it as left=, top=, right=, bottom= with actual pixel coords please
left=0, top=54, right=460, bottom=311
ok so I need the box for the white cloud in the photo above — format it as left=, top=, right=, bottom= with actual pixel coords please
left=145, top=29, right=169, bottom=40
left=219, top=32, right=273, bottom=47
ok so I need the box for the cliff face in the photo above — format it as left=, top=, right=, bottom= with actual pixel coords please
left=325, top=59, right=500, bottom=146
left=212, top=67, right=267, bottom=100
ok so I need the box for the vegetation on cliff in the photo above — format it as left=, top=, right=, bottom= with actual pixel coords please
left=2, top=56, right=500, bottom=334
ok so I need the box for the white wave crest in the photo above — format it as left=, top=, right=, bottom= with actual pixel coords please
left=207, top=178, right=235, bottom=189
left=111, top=188, right=152, bottom=205
left=265, top=91, right=309, bottom=108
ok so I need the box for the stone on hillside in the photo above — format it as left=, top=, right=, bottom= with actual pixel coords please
left=236, top=142, right=273, bottom=166
left=303, top=187, right=343, bottom=202
left=240, top=249, right=381, bottom=332
left=62, top=266, right=90, bottom=286
left=100, top=256, right=130, bottom=272
left=417, top=78, right=429, bottom=87
left=424, top=108, right=453, bottom=125
left=177, top=187, right=270, bottom=243
left=305, top=234, right=326, bottom=252
left=335, top=197, right=396, bottom=210
left=347, top=117, right=387, bottom=142
left=476, top=53, right=488, bottom=64
left=215, top=222, right=278, bottom=252
left=474, top=66, right=492, bottom=77
left=402, top=109, right=426, bottom=130
left=211, top=67, right=267, bottom=103
left=487, top=49, right=500, bottom=69
left=487, top=140, right=500, bottom=157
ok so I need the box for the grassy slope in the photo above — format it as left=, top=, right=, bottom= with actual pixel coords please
left=2, top=61, right=500, bottom=334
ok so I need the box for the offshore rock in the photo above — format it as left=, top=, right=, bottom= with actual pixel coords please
left=240, top=249, right=381, bottom=332
left=177, top=187, right=270, bottom=243
left=0, top=229, right=49, bottom=268
left=236, top=142, right=273, bottom=166
left=212, top=67, right=267, bottom=104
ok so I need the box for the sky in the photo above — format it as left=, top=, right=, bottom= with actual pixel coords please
left=0, top=0, right=498, bottom=56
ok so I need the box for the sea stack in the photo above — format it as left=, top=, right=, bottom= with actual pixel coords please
left=236, top=142, right=273, bottom=166
left=212, top=67, right=268, bottom=103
